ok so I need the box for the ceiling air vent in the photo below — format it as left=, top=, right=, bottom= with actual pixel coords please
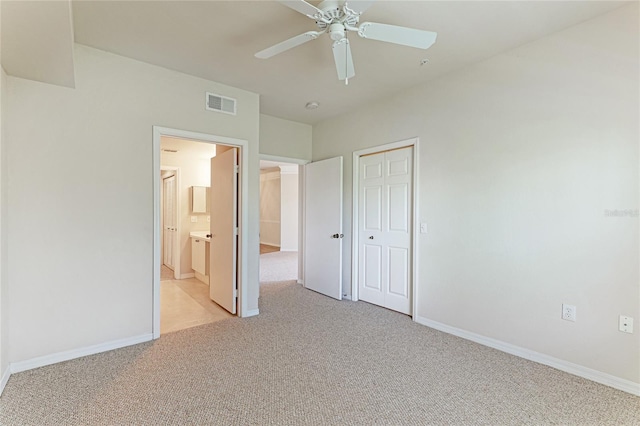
left=206, top=92, right=236, bottom=115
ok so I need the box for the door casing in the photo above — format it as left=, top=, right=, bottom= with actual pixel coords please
left=153, top=126, right=250, bottom=339
left=351, top=138, right=419, bottom=318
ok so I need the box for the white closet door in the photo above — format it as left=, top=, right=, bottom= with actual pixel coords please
left=358, top=147, right=413, bottom=314
left=163, top=175, right=176, bottom=270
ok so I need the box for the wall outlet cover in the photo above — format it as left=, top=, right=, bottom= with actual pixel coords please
left=191, top=216, right=197, bottom=223
left=619, top=315, right=634, bottom=333
left=562, top=304, right=577, bottom=322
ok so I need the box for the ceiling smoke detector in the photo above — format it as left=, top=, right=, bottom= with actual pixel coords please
left=305, top=101, right=320, bottom=110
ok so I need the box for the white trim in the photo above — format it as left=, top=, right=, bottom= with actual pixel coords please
left=278, top=165, right=299, bottom=175
left=153, top=126, right=251, bottom=340
left=415, top=316, right=640, bottom=396
left=244, top=308, right=260, bottom=317
left=351, top=138, right=419, bottom=318
left=0, top=367, right=10, bottom=395
left=180, top=273, right=195, bottom=279
left=259, top=154, right=310, bottom=166
left=10, top=334, right=153, bottom=374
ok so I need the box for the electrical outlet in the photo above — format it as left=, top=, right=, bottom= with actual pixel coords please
left=562, top=304, right=576, bottom=322
left=190, top=216, right=197, bottom=223
left=207, top=216, right=210, bottom=222
left=420, top=223, right=427, bottom=234
left=619, top=315, right=634, bottom=333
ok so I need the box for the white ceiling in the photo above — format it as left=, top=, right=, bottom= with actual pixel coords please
left=2, top=1, right=628, bottom=124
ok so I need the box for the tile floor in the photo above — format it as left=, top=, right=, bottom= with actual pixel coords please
left=161, top=246, right=280, bottom=334
left=160, top=278, right=232, bottom=334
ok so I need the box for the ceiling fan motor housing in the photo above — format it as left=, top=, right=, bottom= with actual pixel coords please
left=316, top=0, right=359, bottom=32
left=329, top=23, right=346, bottom=40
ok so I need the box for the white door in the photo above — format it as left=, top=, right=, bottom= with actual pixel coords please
left=304, top=156, right=343, bottom=300
left=209, top=148, right=238, bottom=314
left=162, top=175, right=176, bottom=271
left=358, top=147, right=413, bottom=314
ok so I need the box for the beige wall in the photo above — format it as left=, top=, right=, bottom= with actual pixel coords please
left=259, top=114, right=312, bottom=161
left=280, top=166, right=299, bottom=251
left=260, top=169, right=281, bottom=247
left=5, top=44, right=260, bottom=364
left=312, top=5, right=639, bottom=385
left=0, top=64, right=7, bottom=379
left=160, top=142, right=213, bottom=276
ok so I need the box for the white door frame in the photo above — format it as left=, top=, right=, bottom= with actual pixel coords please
left=259, top=154, right=309, bottom=285
left=351, top=138, right=419, bottom=318
left=153, top=126, right=250, bottom=339
left=161, top=166, right=180, bottom=279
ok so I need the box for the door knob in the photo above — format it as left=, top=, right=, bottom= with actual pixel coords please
left=331, top=233, right=344, bottom=239
left=369, top=236, right=374, bottom=239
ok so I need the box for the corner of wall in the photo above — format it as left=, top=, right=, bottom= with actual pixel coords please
left=0, top=65, right=10, bottom=394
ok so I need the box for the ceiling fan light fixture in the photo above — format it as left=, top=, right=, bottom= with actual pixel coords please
left=305, top=101, right=320, bottom=110
left=329, top=23, right=346, bottom=41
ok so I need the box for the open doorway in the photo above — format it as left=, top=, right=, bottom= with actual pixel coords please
left=153, top=127, right=251, bottom=339
left=259, top=159, right=303, bottom=285
left=158, top=137, right=233, bottom=334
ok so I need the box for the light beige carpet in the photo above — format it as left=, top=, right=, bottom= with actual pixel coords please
left=260, top=251, right=297, bottom=283
left=1, top=281, right=638, bottom=425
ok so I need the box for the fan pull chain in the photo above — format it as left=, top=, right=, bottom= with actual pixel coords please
left=345, top=33, right=349, bottom=86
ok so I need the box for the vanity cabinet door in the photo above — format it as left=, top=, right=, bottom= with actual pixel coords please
left=192, top=238, right=206, bottom=275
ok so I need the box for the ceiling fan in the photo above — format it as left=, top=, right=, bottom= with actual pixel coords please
left=255, top=0, right=437, bottom=84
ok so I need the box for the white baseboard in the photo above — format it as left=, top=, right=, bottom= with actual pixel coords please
left=180, top=273, right=195, bottom=279
left=280, top=248, right=298, bottom=252
left=194, top=271, right=208, bottom=284
left=414, top=316, right=640, bottom=396
left=10, top=333, right=153, bottom=375
left=243, top=308, right=259, bottom=317
left=0, top=366, right=10, bottom=396
left=297, top=279, right=304, bottom=285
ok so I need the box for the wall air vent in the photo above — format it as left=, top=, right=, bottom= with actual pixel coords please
left=206, top=92, right=237, bottom=115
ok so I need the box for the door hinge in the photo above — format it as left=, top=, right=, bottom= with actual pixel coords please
left=233, top=288, right=237, bottom=298
left=234, top=165, right=239, bottom=174
left=234, top=227, right=239, bottom=235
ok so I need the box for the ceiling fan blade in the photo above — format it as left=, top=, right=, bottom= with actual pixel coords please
left=344, top=0, right=376, bottom=16
left=255, top=31, right=321, bottom=59
left=279, top=0, right=324, bottom=19
left=332, top=38, right=355, bottom=81
left=358, top=22, right=437, bottom=50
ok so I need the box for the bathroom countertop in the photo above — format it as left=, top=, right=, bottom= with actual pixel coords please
left=190, top=231, right=211, bottom=242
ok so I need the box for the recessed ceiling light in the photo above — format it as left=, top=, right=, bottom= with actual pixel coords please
left=305, top=101, right=320, bottom=110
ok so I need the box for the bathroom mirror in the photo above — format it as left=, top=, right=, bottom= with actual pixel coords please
left=191, top=186, right=209, bottom=213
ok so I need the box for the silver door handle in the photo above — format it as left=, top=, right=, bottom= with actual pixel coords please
left=331, top=233, right=344, bottom=239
